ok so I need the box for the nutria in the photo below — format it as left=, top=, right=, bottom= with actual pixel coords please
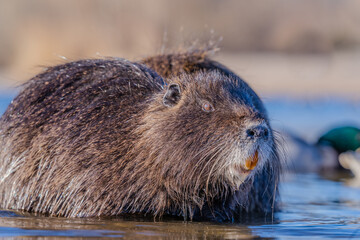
left=0, top=54, right=280, bottom=221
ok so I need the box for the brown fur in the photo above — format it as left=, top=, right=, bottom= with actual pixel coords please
left=141, top=49, right=230, bottom=79
left=0, top=54, right=280, bottom=221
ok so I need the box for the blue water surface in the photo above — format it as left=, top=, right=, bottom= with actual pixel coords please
left=265, top=97, right=360, bottom=141
left=0, top=96, right=14, bottom=116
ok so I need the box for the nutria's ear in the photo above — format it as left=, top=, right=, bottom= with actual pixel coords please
left=163, top=84, right=181, bottom=107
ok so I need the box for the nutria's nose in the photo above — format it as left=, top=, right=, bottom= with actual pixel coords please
left=246, top=125, right=269, bottom=140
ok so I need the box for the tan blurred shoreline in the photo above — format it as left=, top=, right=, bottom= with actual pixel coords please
left=215, top=50, right=360, bottom=99
left=1, top=0, right=360, bottom=99
left=1, top=51, right=359, bottom=99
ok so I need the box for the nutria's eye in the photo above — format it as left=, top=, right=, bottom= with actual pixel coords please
left=202, top=102, right=214, bottom=112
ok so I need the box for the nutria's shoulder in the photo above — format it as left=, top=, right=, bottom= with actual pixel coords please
left=25, top=58, right=162, bottom=94
left=19, top=58, right=163, bottom=105
left=1, top=58, right=164, bottom=126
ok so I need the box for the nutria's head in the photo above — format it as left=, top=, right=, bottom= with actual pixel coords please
left=133, top=70, right=276, bottom=214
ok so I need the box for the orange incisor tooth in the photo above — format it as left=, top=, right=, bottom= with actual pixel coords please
left=245, top=151, right=259, bottom=170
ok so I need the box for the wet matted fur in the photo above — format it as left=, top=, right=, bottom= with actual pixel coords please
left=0, top=54, right=280, bottom=221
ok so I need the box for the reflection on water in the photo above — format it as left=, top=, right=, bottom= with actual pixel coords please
left=0, top=212, right=257, bottom=239
left=0, top=174, right=359, bottom=239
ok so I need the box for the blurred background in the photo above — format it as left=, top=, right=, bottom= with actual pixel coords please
left=0, top=0, right=359, bottom=140
left=1, top=2, right=360, bottom=237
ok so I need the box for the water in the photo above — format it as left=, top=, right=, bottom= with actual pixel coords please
left=0, top=94, right=15, bottom=116
left=0, top=174, right=359, bottom=239
left=0, top=96, right=360, bottom=239
left=253, top=173, right=360, bottom=239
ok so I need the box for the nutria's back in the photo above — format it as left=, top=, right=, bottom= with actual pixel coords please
left=0, top=59, right=163, bottom=216
left=0, top=56, right=280, bottom=221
